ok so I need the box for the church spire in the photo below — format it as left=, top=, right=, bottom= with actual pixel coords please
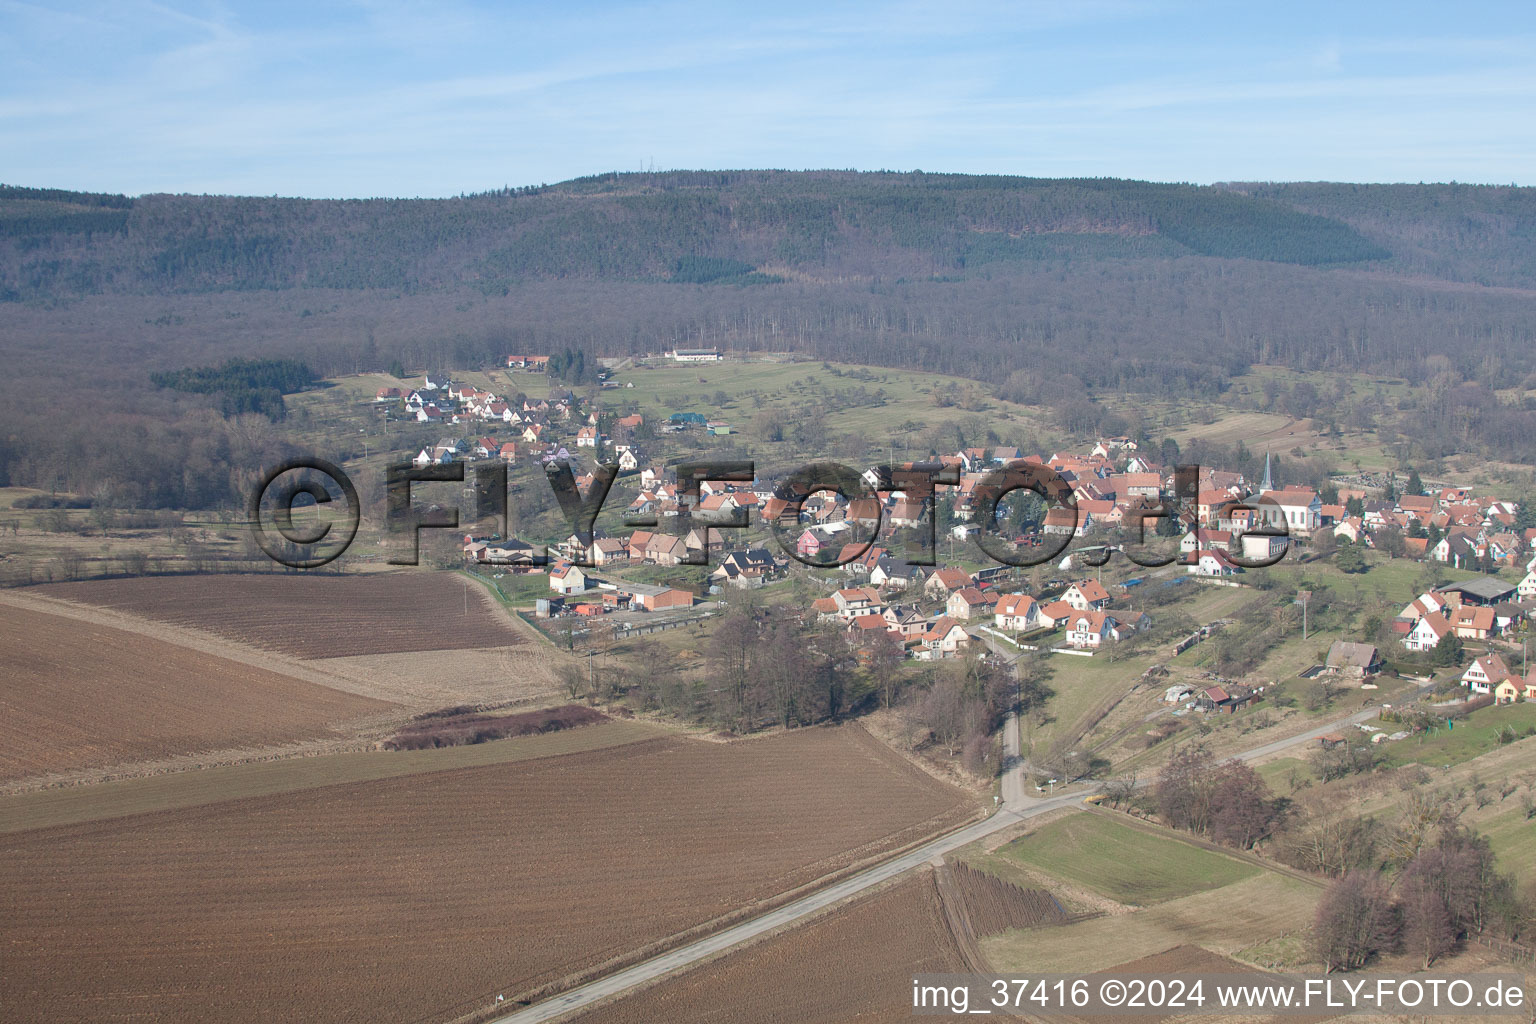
left=1260, top=450, right=1275, bottom=492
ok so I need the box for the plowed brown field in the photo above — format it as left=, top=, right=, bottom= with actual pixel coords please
left=42, top=572, right=526, bottom=658
left=0, top=725, right=972, bottom=1024
left=577, top=871, right=968, bottom=1024
left=0, top=603, right=393, bottom=782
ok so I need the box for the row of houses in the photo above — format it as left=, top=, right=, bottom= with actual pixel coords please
left=808, top=571, right=1145, bottom=656
left=1461, top=653, right=1536, bottom=703
left=1397, top=578, right=1531, bottom=651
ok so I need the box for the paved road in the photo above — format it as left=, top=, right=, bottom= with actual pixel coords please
left=491, top=687, right=1400, bottom=1024
left=491, top=793, right=1078, bottom=1023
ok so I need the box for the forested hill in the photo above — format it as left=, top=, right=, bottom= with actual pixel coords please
left=12, top=171, right=1526, bottom=300
left=2, top=170, right=1534, bottom=419
left=3, top=170, right=1536, bottom=502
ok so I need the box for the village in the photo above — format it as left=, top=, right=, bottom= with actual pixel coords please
left=357, top=360, right=1536, bottom=695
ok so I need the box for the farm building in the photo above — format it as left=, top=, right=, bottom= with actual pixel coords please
left=611, top=582, right=694, bottom=612
left=1325, top=641, right=1382, bottom=679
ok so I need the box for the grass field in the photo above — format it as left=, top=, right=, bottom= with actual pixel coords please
left=1473, top=804, right=1536, bottom=880
left=981, top=870, right=1320, bottom=974
left=503, top=357, right=1058, bottom=459
left=996, top=813, right=1259, bottom=906
left=1382, top=704, right=1536, bottom=769
left=1263, top=555, right=1489, bottom=610
left=1028, top=582, right=1260, bottom=757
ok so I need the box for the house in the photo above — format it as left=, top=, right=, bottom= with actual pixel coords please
left=375, top=387, right=404, bottom=402
left=1326, top=641, right=1383, bottom=679
left=1403, top=611, right=1452, bottom=652
left=1180, top=528, right=1233, bottom=554
left=839, top=543, right=889, bottom=575
left=1065, top=610, right=1122, bottom=649
left=549, top=561, right=587, bottom=595
left=1036, top=600, right=1076, bottom=630
left=1063, top=580, right=1112, bottom=610
left=1430, top=533, right=1479, bottom=568
left=1333, top=517, right=1365, bottom=544
left=796, top=526, right=846, bottom=561
left=575, top=426, right=598, bottom=448
left=1462, top=654, right=1512, bottom=695
left=868, top=560, right=910, bottom=590
left=716, top=548, right=777, bottom=581
left=586, top=538, right=627, bottom=566
left=1042, top=507, right=1086, bottom=536
left=635, top=531, right=688, bottom=566
left=847, top=612, right=895, bottom=641
left=888, top=499, right=927, bottom=529
left=883, top=604, right=929, bottom=639
left=921, top=616, right=970, bottom=655
left=482, top=538, right=541, bottom=565
left=946, top=587, right=998, bottom=621
left=1451, top=604, right=1497, bottom=640
left=1519, top=571, right=1536, bottom=601
left=924, top=568, right=973, bottom=602
left=1189, top=549, right=1241, bottom=577
left=833, top=587, right=883, bottom=619
left=1495, top=679, right=1522, bottom=704
left=1110, top=472, right=1162, bottom=500
left=994, top=594, right=1040, bottom=632
left=810, top=597, right=840, bottom=621
left=1400, top=591, right=1448, bottom=621
left=1197, top=685, right=1256, bottom=714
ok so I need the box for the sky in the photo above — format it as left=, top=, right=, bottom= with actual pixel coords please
left=3, top=0, right=1535, bottom=198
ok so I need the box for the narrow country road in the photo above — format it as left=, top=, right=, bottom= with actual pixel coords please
left=490, top=684, right=1397, bottom=1024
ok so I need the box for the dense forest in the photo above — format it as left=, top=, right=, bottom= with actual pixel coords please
left=1, top=170, right=1534, bottom=501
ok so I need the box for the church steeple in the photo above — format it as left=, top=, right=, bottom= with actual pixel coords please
left=1260, top=450, right=1275, bottom=493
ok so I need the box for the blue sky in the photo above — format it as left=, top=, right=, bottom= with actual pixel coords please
left=3, top=0, right=1534, bottom=197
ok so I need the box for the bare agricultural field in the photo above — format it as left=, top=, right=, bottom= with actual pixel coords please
left=0, top=725, right=974, bottom=1024
left=0, top=602, right=393, bottom=783
left=576, top=870, right=969, bottom=1024
left=40, top=570, right=527, bottom=658
left=0, top=719, right=664, bottom=834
